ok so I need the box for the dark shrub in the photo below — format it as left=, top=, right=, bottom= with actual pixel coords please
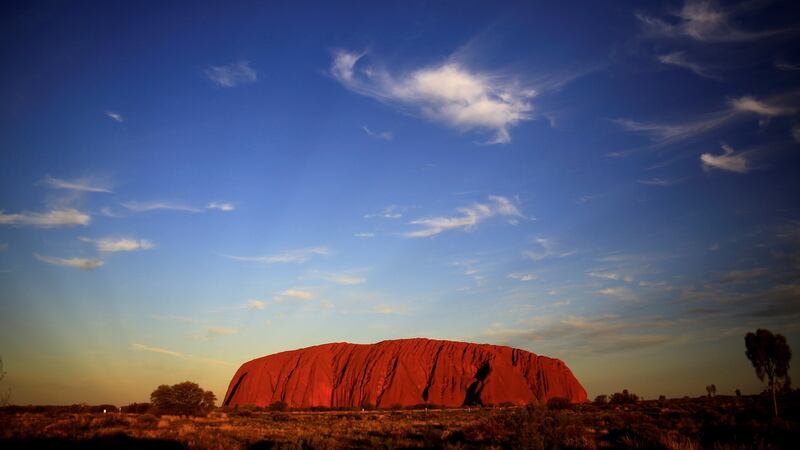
left=547, top=397, right=571, bottom=410
left=268, top=400, right=288, bottom=412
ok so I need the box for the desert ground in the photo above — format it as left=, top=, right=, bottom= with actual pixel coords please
left=1, top=393, right=798, bottom=449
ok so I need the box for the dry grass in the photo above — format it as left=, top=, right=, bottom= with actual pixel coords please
left=1, top=394, right=798, bottom=449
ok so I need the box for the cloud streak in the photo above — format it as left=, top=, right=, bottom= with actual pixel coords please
left=131, top=343, right=231, bottom=366
left=331, top=50, right=535, bottom=144
left=701, top=144, right=750, bottom=173
left=224, top=246, right=330, bottom=264
left=362, top=126, right=393, bottom=141
left=204, top=61, right=257, bottom=87
left=40, top=176, right=112, bottom=193
left=638, top=0, right=790, bottom=43
left=34, top=253, right=103, bottom=270
left=0, top=209, right=90, bottom=227
left=405, top=195, right=522, bottom=238
left=79, top=237, right=154, bottom=252
left=105, top=111, right=124, bottom=123
left=658, top=51, right=720, bottom=79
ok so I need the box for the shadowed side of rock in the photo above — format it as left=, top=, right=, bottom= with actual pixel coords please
left=223, top=338, right=587, bottom=408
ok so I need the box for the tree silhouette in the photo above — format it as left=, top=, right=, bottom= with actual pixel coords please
left=745, top=329, right=791, bottom=417
left=150, top=381, right=216, bottom=416
left=0, top=357, right=10, bottom=406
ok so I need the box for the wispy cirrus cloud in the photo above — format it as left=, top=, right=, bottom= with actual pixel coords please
left=40, top=175, right=112, bottom=193
left=354, top=232, right=375, bottom=238
left=204, top=61, right=257, bottom=87
left=131, top=343, right=231, bottom=366
left=223, top=246, right=330, bottom=264
left=405, top=195, right=522, bottom=238
left=372, top=304, right=405, bottom=315
left=34, top=253, right=103, bottom=270
left=637, top=0, right=790, bottom=43
left=729, top=96, right=796, bottom=117
left=105, top=111, right=124, bottom=123
left=246, top=299, right=266, bottom=310
left=277, top=289, right=315, bottom=301
left=207, top=202, right=235, bottom=211
left=589, top=271, right=634, bottom=283
left=658, top=51, right=720, bottom=79
left=0, top=209, right=90, bottom=227
left=612, top=93, right=798, bottom=154
left=79, top=237, right=154, bottom=252
left=364, top=204, right=406, bottom=219
left=362, top=125, right=393, bottom=141
left=483, top=314, right=675, bottom=355
left=638, top=177, right=685, bottom=187
left=121, top=201, right=202, bottom=213
left=207, top=326, right=239, bottom=337
left=701, top=143, right=750, bottom=173
left=508, top=272, right=538, bottom=282
left=596, top=286, right=637, bottom=301
left=523, top=237, right=574, bottom=261
left=331, top=50, right=535, bottom=144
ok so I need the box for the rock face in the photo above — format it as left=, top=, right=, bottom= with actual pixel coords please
left=223, top=339, right=587, bottom=408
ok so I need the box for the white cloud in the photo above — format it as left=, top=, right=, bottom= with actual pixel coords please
left=131, top=342, right=231, bottom=366
left=0, top=243, right=7, bottom=252
left=278, top=289, right=314, bottom=301
left=613, top=93, right=796, bottom=153
left=247, top=299, right=266, bottom=310
left=362, top=126, right=393, bottom=141
left=0, top=209, right=90, bottom=227
left=105, top=111, right=124, bottom=123
left=613, top=113, right=734, bottom=144
left=596, top=286, right=637, bottom=301
left=204, top=61, right=257, bottom=87
left=793, top=124, right=800, bottom=143
left=131, top=343, right=183, bottom=358
left=207, top=326, right=239, bottom=337
left=729, top=96, right=795, bottom=117
left=354, top=232, right=375, bottom=238
left=658, top=51, right=719, bottom=79
left=40, top=175, right=112, bottom=193
left=523, top=237, right=574, bottom=261
left=79, top=237, right=154, bottom=252
left=638, top=177, right=684, bottom=187
left=34, top=253, right=104, bottom=270
left=508, top=272, right=538, bottom=282
left=323, top=274, right=366, bottom=285
left=331, top=50, right=535, bottom=144
left=121, top=201, right=202, bottom=213
left=372, top=304, right=404, bottom=315
left=364, top=204, right=405, bottom=219
left=589, top=271, right=634, bottom=283
left=701, top=143, right=749, bottom=173
left=207, top=202, right=235, bottom=211
left=638, top=0, right=787, bottom=43
left=224, top=246, right=330, bottom=264
left=405, top=195, right=522, bottom=238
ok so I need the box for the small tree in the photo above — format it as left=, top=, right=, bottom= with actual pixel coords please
left=593, top=394, right=607, bottom=404
left=150, top=381, right=216, bottom=416
left=705, top=384, right=716, bottom=397
left=745, top=329, right=792, bottom=417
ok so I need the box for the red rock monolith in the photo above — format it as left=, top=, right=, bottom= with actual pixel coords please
left=223, top=338, right=586, bottom=408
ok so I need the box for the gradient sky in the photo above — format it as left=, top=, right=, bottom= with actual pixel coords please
left=1, top=0, right=799, bottom=405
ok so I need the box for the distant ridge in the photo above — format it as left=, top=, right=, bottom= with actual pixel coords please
left=223, top=338, right=587, bottom=408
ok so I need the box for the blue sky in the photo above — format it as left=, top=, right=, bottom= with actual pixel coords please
left=1, top=0, right=799, bottom=404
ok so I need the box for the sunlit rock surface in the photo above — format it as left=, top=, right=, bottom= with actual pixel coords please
left=224, top=338, right=587, bottom=408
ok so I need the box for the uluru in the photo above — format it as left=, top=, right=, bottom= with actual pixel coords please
left=223, top=338, right=587, bottom=408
